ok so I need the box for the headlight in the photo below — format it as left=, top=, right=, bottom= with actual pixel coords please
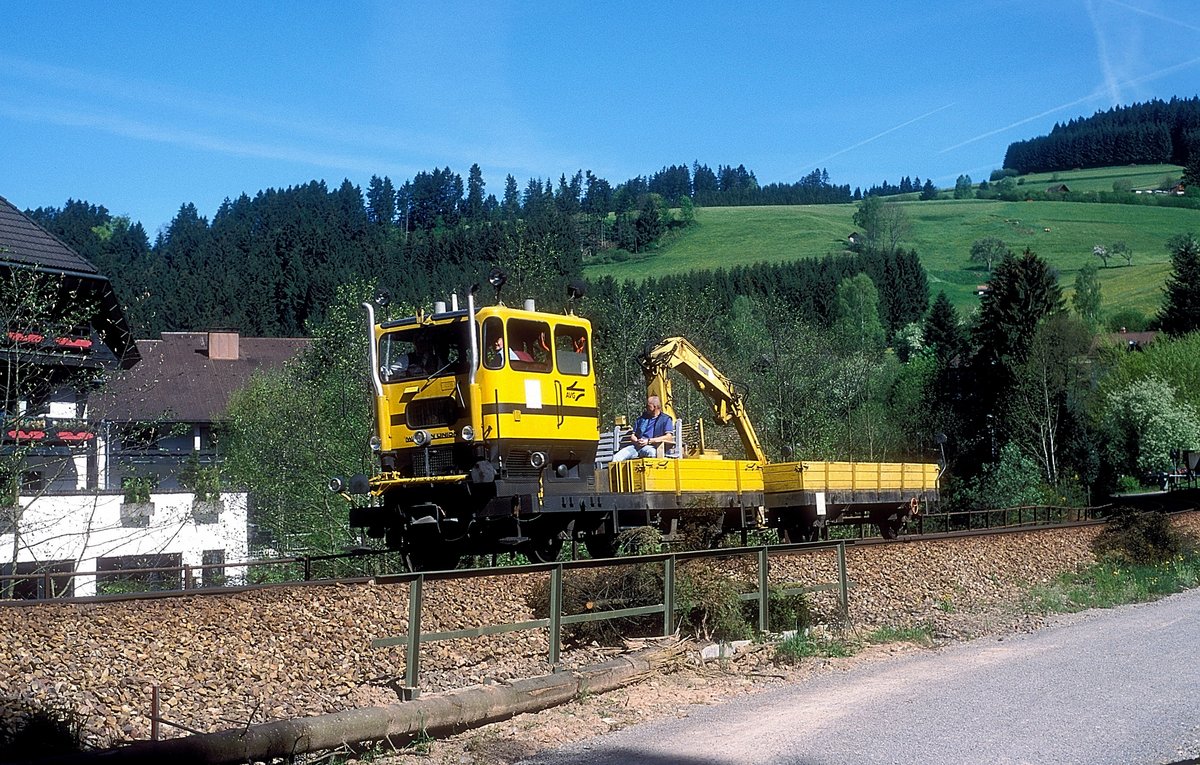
left=412, top=429, right=431, bottom=447
left=530, top=451, right=547, bottom=469
left=369, top=435, right=381, bottom=452
left=461, top=425, right=476, bottom=441
left=328, top=477, right=345, bottom=493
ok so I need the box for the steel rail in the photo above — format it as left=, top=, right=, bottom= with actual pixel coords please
left=3, top=502, right=1195, bottom=607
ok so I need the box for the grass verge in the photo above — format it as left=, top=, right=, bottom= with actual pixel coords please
left=1027, top=555, right=1200, bottom=613
left=774, top=622, right=934, bottom=664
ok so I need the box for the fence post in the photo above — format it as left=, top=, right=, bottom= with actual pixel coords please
left=663, top=555, right=676, bottom=636
left=758, top=547, right=769, bottom=633
left=303, top=556, right=312, bottom=581
left=548, top=565, right=562, bottom=670
left=405, top=575, right=423, bottom=695
left=42, top=571, right=51, bottom=600
left=837, top=542, right=849, bottom=618
left=151, top=685, right=160, bottom=741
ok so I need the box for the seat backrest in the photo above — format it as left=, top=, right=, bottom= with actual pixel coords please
left=596, top=425, right=632, bottom=467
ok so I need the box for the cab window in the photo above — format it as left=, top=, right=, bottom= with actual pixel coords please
left=507, top=319, right=552, bottom=373
left=482, top=317, right=504, bottom=370
left=379, top=324, right=468, bottom=383
left=555, top=326, right=589, bottom=376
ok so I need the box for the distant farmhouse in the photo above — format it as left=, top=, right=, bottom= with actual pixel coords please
left=0, top=195, right=305, bottom=598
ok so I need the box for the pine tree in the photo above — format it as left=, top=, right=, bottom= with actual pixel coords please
left=366, top=175, right=396, bottom=226
left=633, top=195, right=664, bottom=252
left=1157, top=233, right=1200, bottom=336
left=974, top=248, right=1065, bottom=376
left=1184, top=151, right=1200, bottom=189
left=465, top=164, right=486, bottom=221
left=501, top=175, right=521, bottom=220
left=924, top=291, right=964, bottom=367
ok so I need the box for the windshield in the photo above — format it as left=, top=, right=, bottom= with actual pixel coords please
left=379, top=323, right=470, bottom=383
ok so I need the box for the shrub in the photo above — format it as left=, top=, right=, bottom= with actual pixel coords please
left=1115, top=475, right=1144, bottom=494
left=615, top=526, right=662, bottom=556
left=676, top=501, right=726, bottom=550
left=0, top=699, right=88, bottom=756
left=528, top=562, right=663, bottom=646
left=1092, top=507, right=1196, bottom=564
left=774, top=630, right=856, bottom=664
left=766, top=585, right=811, bottom=633
left=121, top=475, right=155, bottom=504
left=674, top=565, right=751, bottom=642
left=181, top=459, right=222, bottom=503
left=1104, top=307, right=1150, bottom=332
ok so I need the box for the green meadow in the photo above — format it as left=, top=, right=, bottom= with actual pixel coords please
left=584, top=166, right=1199, bottom=318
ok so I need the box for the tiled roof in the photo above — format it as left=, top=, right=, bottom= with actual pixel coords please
left=0, top=194, right=140, bottom=367
left=0, top=195, right=99, bottom=274
left=93, top=332, right=310, bottom=423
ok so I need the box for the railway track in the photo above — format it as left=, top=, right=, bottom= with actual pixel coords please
left=4, top=509, right=1198, bottom=748
left=6, top=490, right=1198, bottom=608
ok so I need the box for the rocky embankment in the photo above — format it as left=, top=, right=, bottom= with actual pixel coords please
left=4, top=513, right=1198, bottom=748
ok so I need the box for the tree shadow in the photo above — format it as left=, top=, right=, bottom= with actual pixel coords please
left=521, top=746, right=822, bottom=765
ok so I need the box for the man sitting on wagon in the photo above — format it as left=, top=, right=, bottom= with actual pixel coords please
left=611, top=395, right=675, bottom=461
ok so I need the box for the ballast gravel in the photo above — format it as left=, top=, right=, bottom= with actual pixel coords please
left=2, top=513, right=1197, bottom=750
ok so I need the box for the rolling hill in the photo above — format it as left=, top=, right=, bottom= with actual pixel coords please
left=584, top=166, right=1197, bottom=320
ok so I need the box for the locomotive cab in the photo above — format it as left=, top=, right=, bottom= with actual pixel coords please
left=356, top=294, right=599, bottom=566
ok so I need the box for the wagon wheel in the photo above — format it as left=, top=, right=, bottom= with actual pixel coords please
left=783, top=521, right=820, bottom=543
left=523, top=534, right=565, bottom=563
left=870, top=509, right=905, bottom=540
left=407, top=546, right=461, bottom=572
left=582, top=533, right=617, bottom=559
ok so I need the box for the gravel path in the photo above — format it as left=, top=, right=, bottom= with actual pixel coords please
left=518, top=587, right=1200, bottom=765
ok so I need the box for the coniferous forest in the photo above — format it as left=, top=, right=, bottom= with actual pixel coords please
left=22, top=131, right=1200, bottom=526
left=1003, top=97, right=1200, bottom=174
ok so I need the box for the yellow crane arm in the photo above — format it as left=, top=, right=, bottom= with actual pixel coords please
left=638, top=337, right=768, bottom=463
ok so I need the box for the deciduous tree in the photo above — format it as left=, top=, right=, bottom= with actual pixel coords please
left=1071, top=263, right=1102, bottom=329
left=1111, top=240, right=1132, bottom=267
left=1005, top=313, right=1091, bottom=485
left=953, top=175, right=974, bottom=199
left=969, top=237, right=1010, bottom=274
left=1101, top=375, right=1200, bottom=477
left=223, top=283, right=375, bottom=555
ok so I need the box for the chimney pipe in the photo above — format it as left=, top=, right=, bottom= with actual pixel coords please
left=207, top=331, right=239, bottom=361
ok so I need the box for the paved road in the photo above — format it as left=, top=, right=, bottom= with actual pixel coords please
left=521, top=588, right=1200, bottom=765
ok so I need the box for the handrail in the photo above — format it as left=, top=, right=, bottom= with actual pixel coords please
left=370, top=540, right=851, bottom=697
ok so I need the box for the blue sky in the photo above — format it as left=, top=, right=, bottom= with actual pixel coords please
left=2, top=1, right=1199, bottom=235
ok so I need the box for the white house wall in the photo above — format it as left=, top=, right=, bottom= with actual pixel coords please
left=1, top=491, right=248, bottom=597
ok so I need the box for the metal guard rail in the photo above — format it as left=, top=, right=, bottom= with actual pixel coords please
left=369, top=540, right=851, bottom=697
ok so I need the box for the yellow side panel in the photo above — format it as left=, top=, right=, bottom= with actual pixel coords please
left=762, top=461, right=940, bottom=492
left=478, top=370, right=597, bottom=443
left=607, top=459, right=764, bottom=495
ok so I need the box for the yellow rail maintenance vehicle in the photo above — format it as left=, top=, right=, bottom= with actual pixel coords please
left=339, top=277, right=940, bottom=569
left=345, top=280, right=604, bottom=570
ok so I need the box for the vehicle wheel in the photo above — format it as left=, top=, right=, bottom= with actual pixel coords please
left=784, top=523, right=820, bottom=543
left=873, top=512, right=904, bottom=540
left=523, top=534, right=564, bottom=563
left=582, top=534, right=617, bottom=559
left=407, top=547, right=461, bottom=572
